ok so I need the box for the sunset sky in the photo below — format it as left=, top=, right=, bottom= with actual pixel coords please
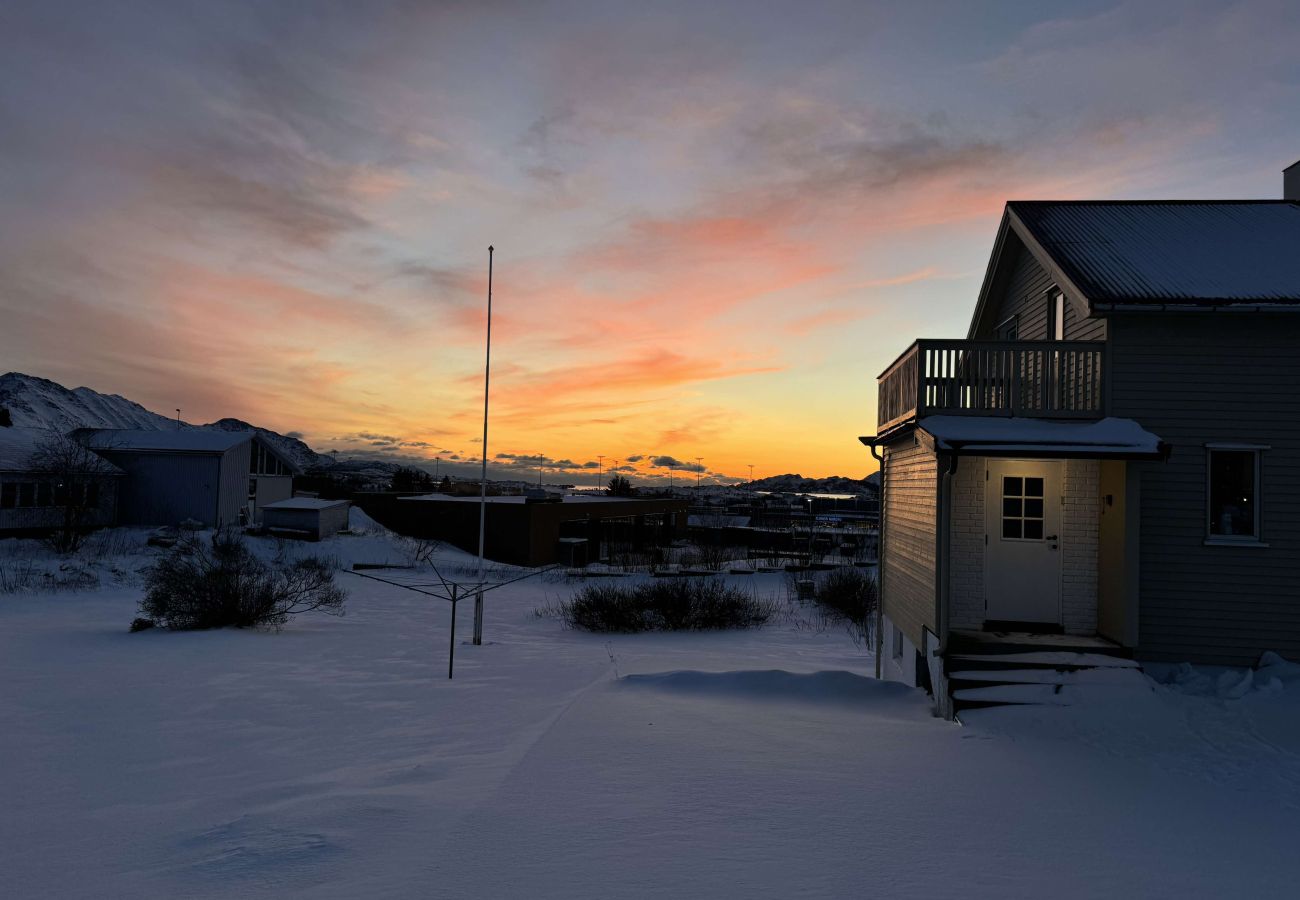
left=2, top=1, right=1298, bottom=484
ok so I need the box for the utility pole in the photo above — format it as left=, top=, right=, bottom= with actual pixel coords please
left=748, top=464, right=754, bottom=483
left=695, top=457, right=703, bottom=493
left=175, top=409, right=181, bottom=430
left=475, top=246, right=494, bottom=646
left=596, top=455, right=604, bottom=492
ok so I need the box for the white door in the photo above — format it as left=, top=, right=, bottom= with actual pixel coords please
left=984, top=460, right=1062, bottom=625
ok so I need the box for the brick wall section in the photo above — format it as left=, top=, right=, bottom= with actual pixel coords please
left=949, top=457, right=986, bottom=630
left=1062, top=459, right=1100, bottom=635
left=945, top=456, right=1099, bottom=634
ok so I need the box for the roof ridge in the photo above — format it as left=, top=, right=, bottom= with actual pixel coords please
left=1008, top=199, right=1299, bottom=206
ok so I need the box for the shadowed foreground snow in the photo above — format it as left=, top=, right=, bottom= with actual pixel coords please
left=2, top=529, right=1299, bottom=898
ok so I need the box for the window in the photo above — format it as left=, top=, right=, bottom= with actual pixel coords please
left=17, top=483, right=35, bottom=508
left=1051, top=291, right=1065, bottom=341
left=84, top=483, right=100, bottom=509
left=249, top=478, right=258, bottom=499
left=0, top=483, right=15, bottom=509
left=1207, top=448, right=1261, bottom=541
left=892, top=627, right=904, bottom=661
left=996, top=315, right=1019, bottom=341
left=1000, top=475, right=1045, bottom=541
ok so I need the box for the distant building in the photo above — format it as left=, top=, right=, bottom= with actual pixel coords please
left=78, top=429, right=299, bottom=528
left=361, top=493, right=690, bottom=567
left=0, top=427, right=121, bottom=534
left=261, top=497, right=351, bottom=540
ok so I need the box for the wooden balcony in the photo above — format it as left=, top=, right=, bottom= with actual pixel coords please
left=877, top=339, right=1106, bottom=433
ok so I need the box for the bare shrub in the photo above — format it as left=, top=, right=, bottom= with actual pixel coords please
left=139, top=530, right=345, bottom=631
left=810, top=566, right=879, bottom=646
left=551, top=579, right=775, bottom=632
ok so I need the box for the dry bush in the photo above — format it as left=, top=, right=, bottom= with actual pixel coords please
left=138, top=530, right=345, bottom=631
left=552, top=578, right=775, bottom=632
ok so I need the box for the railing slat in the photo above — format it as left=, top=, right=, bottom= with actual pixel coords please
left=877, top=339, right=1106, bottom=430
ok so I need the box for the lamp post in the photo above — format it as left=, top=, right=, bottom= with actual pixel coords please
left=474, top=246, right=494, bottom=646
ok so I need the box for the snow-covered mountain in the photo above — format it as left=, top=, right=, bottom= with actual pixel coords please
left=0, top=372, right=340, bottom=470
left=202, top=417, right=328, bottom=472
left=0, top=372, right=182, bottom=432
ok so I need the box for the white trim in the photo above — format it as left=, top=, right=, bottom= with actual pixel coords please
left=1204, top=442, right=1271, bottom=450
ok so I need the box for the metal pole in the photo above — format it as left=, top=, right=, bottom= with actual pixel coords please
left=449, top=583, right=458, bottom=679
left=695, top=457, right=702, bottom=492
left=597, top=455, right=604, bottom=492
left=475, top=246, right=493, bottom=646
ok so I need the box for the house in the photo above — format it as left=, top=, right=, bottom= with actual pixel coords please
left=261, top=497, right=351, bottom=540
left=0, top=427, right=121, bottom=534
left=863, top=164, right=1300, bottom=715
left=78, top=429, right=298, bottom=528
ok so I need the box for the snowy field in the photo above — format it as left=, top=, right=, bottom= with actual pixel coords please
left=3, top=519, right=1300, bottom=898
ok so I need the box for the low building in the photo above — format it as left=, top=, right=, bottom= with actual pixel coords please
left=261, top=497, right=351, bottom=540
left=360, top=493, right=690, bottom=567
left=0, top=427, right=122, bottom=534
left=79, top=429, right=298, bottom=528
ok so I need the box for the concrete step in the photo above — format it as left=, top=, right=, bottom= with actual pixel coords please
left=948, top=669, right=1071, bottom=686
left=952, top=683, right=1073, bottom=706
left=946, top=651, right=1141, bottom=672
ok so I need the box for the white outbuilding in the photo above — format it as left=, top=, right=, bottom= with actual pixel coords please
left=261, top=497, right=351, bottom=540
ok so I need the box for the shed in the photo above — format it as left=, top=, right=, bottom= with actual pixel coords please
left=261, top=497, right=351, bottom=540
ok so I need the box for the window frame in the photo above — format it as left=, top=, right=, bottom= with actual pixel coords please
left=995, top=314, right=1019, bottom=341
left=1050, top=291, right=1066, bottom=341
left=1205, top=443, right=1267, bottom=547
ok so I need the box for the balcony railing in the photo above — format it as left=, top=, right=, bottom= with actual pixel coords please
left=877, top=339, right=1106, bottom=432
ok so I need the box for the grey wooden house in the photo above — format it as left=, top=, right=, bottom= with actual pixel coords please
left=80, top=429, right=298, bottom=528
left=864, top=168, right=1300, bottom=715
left=0, top=427, right=121, bottom=534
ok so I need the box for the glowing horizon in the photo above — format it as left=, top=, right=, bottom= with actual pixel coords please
left=2, top=1, right=1298, bottom=484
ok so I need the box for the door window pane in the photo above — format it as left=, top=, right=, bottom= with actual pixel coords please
left=1000, top=472, right=1046, bottom=542
left=1209, top=450, right=1257, bottom=538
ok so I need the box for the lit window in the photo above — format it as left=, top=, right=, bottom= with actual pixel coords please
left=1208, top=449, right=1260, bottom=540
left=1000, top=476, right=1045, bottom=540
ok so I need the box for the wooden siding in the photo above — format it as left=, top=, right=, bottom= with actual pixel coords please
left=882, top=434, right=937, bottom=649
left=217, top=441, right=252, bottom=527
left=96, top=451, right=223, bottom=527
left=976, top=243, right=1106, bottom=342
left=1110, top=314, right=1300, bottom=664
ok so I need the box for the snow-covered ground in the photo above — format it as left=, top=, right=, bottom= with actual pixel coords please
left=2, top=517, right=1299, bottom=898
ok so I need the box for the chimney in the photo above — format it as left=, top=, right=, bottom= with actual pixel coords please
left=1286, top=159, right=1300, bottom=201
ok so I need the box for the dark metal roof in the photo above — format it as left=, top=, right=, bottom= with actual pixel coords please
left=1009, top=200, right=1300, bottom=306
left=82, top=428, right=252, bottom=453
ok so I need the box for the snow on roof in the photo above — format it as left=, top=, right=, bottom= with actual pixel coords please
left=1010, top=201, right=1300, bottom=306
left=82, top=429, right=252, bottom=453
left=0, top=427, right=124, bottom=473
left=0, top=428, right=50, bottom=471
left=918, top=416, right=1164, bottom=458
left=262, top=498, right=351, bottom=511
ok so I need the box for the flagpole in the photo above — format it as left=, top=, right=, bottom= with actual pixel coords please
left=474, top=245, right=493, bottom=646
